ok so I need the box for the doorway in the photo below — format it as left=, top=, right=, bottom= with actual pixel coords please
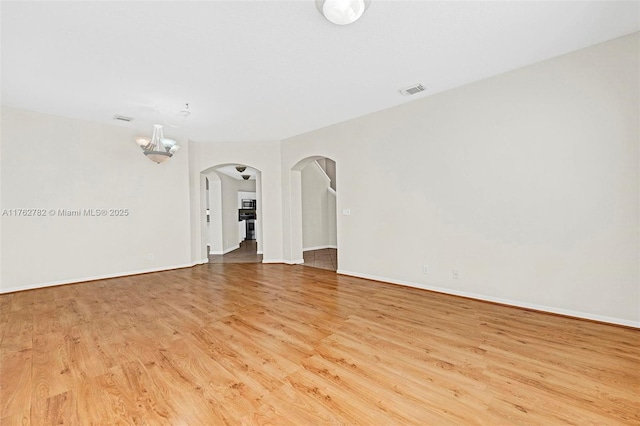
left=201, top=163, right=263, bottom=264
left=291, top=157, right=338, bottom=271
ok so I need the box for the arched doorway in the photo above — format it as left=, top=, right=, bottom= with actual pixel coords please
left=290, top=156, right=337, bottom=271
left=200, top=163, right=263, bottom=263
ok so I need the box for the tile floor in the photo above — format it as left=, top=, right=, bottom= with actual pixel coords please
left=302, top=248, right=337, bottom=271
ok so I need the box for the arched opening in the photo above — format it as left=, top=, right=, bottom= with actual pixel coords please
left=290, top=156, right=337, bottom=271
left=200, top=163, right=263, bottom=264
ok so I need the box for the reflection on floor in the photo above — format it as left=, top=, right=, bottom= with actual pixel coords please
left=302, top=248, right=337, bottom=271
left=209, top=240, right=262, bottom=264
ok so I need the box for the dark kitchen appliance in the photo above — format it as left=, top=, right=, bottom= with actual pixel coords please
left=245, top=220, right=256, bottom=240
left=238, top=209, right=256, bottom=221
left=239, top=209, right=257, bottom=241
left=242, top=199, right=256, bottom=209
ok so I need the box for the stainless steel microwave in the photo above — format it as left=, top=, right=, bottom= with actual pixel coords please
left=242, top=199, right=256, bottom=209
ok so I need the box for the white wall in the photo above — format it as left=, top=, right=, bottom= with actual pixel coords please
left=0, top=107, right=192, bottom=292
left=205, top=172, right=223, bottom=255
left=218, top=172, right=240, bottom=253
left=0, top=121, right=3, bottom=288
left=188, top=140, right=283, bottom=263
left=327, top=189, right=337, bottom=248
left=237, top=179, right=257, bottom=192
left=280, top=33, right=639, bottom=326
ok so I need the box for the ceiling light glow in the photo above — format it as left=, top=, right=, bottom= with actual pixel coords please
left=317, top=0, right=369, bottom=25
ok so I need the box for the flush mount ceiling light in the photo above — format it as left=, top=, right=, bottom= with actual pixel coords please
left=316, top=0, right=370, bottom=25
left=135, top=124, right=179, bottom=164
left=236, top=166, right=247, bottom=173
left=242, top=175, right=251, bottom=180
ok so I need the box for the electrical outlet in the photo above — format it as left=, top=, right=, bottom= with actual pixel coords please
left=342, top=208, right=351, bottom=216
left=423, top=265, right=430, bottom=274
left=452, top=269, right=459, bottom=280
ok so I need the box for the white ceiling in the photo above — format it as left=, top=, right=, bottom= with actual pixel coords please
left=2, top=1, right=638, bottom=143
left=215, top=165, right=258, bottom=181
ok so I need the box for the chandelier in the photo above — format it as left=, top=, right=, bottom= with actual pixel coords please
left=134, top=103, right=190, bottom=164
left=135, top=124, right=179, bottom=164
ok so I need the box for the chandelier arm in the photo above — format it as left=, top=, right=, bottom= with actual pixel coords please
left=149, top=125, right=159, bottom=151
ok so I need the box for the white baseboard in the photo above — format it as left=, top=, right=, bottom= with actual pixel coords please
left=209, top=245, right=240, bottom=255
left=0, top=261, right=202, bottom=295
left=303, top=245, right=337, bottom=252
left=336, top=269, right=640, bottom=329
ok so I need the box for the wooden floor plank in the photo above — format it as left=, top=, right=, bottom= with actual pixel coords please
left=0, top=410, right=30, bottom=426
left=1, top=308, right=33, bottom=352
left=0, top=349, right=32, bottom=419
left=0, top=263, right=638, bottom=424
left=31, top=390, right=78, bottom=426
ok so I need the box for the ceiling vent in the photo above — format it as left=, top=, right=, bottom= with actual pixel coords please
left=398, top=84, right=426, bottom=96
left=113, top=114, right=134, bottom=122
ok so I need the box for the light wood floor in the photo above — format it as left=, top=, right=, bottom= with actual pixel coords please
left=1, top=264, right=638, bottom=425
